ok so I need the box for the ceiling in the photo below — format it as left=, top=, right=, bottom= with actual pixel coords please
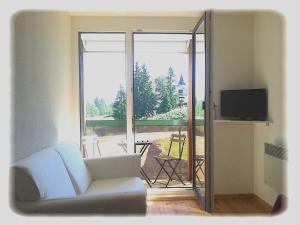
left=66, top=0, right=204, bottom=17
left=69, top=11, right=203, bottom=17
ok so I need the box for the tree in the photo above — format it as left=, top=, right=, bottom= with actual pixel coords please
left=93, top=97, right=102, bottom=109
left=134, top=63, right=157, bottom=119
left=156, top=66, right=179, bottom=114
left=154, top=75, right=165, bottom=100
left=166, top=66, right=178, bottom=109
left=154, top=75, right=165, bottom=112
left=157, top=88, right=172, bottom=114
left=86, top=101, right=99, bottom=117
left=112, top=85, right=126, bottom=120
left=196, top=100, right=204, bottom=118
left=93, top=97, right=109, bottom=115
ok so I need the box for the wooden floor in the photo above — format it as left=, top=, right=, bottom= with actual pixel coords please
left=147, top=196, right=272, bottom=216
left=213, top=197, right=272, bottom=215
left=147, top=199, right=208, bottom=215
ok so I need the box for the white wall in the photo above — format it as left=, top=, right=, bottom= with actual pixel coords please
left=212, top=11, right=286, bottom=205
left=12, top=11, right=73, bottom=161
left=212, top=13, right=255, bottom=194
left=253, top=12, right=286, bottom=205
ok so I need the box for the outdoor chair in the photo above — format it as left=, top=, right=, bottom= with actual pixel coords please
left=118, top=139, right=127, bottom=155
left=195, top=155, right=205, bottom=187
left=152, top=134, right=186, bottom=187
left=82, top=135, right=101, bottom=158
left=135, top=140, right=153, bottom=187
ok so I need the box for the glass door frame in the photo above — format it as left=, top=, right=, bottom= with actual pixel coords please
left=77, top=16, right=213, bottom=210
left=191, top=11, right=213, bottom=212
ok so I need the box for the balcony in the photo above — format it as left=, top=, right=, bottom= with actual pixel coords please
left=83, top=119, right=205, bottom=188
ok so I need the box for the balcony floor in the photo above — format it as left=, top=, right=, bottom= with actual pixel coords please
left=143, top=179, right=193, bottom=189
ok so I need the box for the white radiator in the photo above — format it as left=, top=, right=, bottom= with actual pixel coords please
left=264, top=143, right=287, bottom=194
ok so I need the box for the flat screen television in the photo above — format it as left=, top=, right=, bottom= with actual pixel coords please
left=220, top=88, right=267, bottom=121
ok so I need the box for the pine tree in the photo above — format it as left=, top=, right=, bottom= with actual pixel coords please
left=133, top=63, right=157, bottom=119
left=166, top=66, right=178, bottom=109
left=154, top=75, right=165, bottom=100
left=154, top=75, right=165, bottom=112
left=157, top=88, right=172, bottom=113
left=112, top=85, right=126, bottom=120
left=156, top=66, right=178, bottom=114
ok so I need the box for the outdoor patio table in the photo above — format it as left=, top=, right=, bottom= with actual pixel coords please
left=134, top=140, right=152, bottom=187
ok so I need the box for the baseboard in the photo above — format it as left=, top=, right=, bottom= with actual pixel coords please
left=253, top=194, right=273, bottom=211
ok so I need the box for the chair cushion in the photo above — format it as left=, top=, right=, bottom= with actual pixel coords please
left=52, top=142, right=92, bottom=194
left=13, top=148, right=76, bottom=201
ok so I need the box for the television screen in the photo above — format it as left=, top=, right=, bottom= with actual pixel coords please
left=220, top=89, right=267, bottom=120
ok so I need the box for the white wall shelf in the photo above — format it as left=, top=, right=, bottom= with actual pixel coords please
left=214, top=120, right=271, bottom=126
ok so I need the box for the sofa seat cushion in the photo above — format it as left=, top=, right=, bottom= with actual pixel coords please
left=86, top=177, right=146, bottom=196
left=16, top=177, right=147, bottom=214
left=13, top=149, right=76, bottom=201
left=52, top=142, right=92, bottom=195
left=84, top=177, right=146, bottom=214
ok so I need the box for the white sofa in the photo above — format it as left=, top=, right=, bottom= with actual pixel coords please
left=11, top=142, right=147, bottom=215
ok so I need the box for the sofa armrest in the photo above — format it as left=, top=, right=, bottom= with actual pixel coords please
left=84, top=154, right=141, bottom=180
left=14, top=192, right=146, bottom=214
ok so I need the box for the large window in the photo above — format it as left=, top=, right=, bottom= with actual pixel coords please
left=79, top=32, right=206, bottom=189
left=80, top=33, right=126, bottom=158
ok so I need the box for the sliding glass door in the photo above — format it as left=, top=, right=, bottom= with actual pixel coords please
left=191, top=11, right=213, bottom=211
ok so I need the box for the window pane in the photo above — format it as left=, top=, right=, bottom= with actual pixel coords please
left=81, top=33, right=126, bottom=158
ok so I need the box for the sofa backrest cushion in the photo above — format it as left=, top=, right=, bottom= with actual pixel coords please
left=52, top=142, right=92, bottom=195
left=13, top=148, right=76, bottom=201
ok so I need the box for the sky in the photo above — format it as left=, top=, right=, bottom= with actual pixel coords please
left=84, top=53, right=204, bottom=103
left=83, top=36, right=205, bottom=105
left=84, top=52, right=126, bottom=104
